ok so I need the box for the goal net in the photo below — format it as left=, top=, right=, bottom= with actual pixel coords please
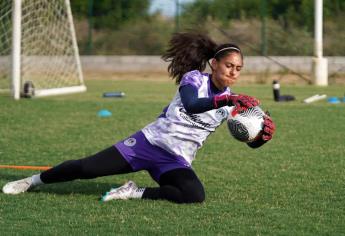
left=0, top=0, right=86, bottom=99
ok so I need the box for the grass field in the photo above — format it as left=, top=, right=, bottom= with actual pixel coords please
left=0, top=79, right=344, bottom=235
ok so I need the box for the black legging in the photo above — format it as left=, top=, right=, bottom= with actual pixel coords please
left=40, top=146, right=205, bottom=204
left=143, top=168, right=205, bottom=203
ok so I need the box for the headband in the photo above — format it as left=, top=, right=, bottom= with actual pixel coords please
left=214, top=47, right=240, bottom=58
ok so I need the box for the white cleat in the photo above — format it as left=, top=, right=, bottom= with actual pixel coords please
left=101, top=181, right=138, bottom=202
left=2, top=177, right=33, bottom=195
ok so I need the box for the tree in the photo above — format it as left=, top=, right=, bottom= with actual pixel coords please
left=71, top=0, right=150, bottom=29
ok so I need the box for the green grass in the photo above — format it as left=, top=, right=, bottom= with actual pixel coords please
left=0, top=80, right=344, bottom=235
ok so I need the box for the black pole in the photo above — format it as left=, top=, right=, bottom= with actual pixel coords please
left=175, top=0, right=180, bottom=32
left=260, top=0, right=267, bottom=56
left=87, top=0, right=94, bottom=54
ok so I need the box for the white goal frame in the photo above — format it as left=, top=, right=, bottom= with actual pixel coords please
left=7, top=0, right=86, bottom=100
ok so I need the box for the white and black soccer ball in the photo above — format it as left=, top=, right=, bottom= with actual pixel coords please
left=22, top=81, right=35, bottom=98
left=227, top=106, right=265, bottom=142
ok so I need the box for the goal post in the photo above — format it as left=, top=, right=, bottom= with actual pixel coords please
left=12, top=0, right=21, bottom=100
left=0, top=0, right=86, bottom=100
left=312, top=0, right=328, bottom=86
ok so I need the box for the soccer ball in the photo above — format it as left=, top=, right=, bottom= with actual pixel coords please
left=227, top=106, right=265, bottom=142
left=22, top=81, right=35, bottom=98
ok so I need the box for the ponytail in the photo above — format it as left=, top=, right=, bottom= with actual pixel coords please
left=162, top=32, right=217, bottom=84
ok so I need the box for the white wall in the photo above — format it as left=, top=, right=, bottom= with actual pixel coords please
left=0, top=56, right=343, bottom=74
left=80, top=56, right=345, bottom=74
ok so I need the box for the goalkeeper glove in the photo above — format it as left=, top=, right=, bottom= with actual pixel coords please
left=261, top=113, right=275, bottom=141
left=247, top=112, right=276, bottom=148
left=213, top=94, right=259, bottom=111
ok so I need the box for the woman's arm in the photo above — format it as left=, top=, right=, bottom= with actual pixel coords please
left=179, top=84, right=259, bottom=114
left=179, top=85, right=214, bottom=113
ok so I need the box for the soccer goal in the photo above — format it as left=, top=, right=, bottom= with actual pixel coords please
left=0, top=0, right=86, bottom=100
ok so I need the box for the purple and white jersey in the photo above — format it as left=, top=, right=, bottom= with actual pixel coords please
left=142, top=70, right=233, bottom=164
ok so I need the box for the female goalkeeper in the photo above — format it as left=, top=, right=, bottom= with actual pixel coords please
left=3, top=33, right=275, bottom=203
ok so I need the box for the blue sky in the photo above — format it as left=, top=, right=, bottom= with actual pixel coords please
left=149, top=0, right=195, bottom=16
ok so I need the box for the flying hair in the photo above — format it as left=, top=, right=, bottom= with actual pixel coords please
left=162, top=32, right=217, bottom=84
left=162, top=33, right=243, bottom=84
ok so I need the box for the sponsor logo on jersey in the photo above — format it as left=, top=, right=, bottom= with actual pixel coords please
left=178, top=108, right=211, bottom=128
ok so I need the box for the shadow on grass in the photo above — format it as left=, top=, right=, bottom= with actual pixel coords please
left=0, top=172, right=123, bottom=196
left=36, top=181, right=122, bottom=196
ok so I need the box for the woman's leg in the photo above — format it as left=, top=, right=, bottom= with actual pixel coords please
left=41, top=146, right=133, bottom=183
left=2, top=146, right=133, bottom=194
left=142, top=168, right=205, bottom=204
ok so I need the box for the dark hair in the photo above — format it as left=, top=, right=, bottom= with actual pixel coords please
left=162, top=32, right=242, bottom=84
left=162, top=32, right=216, bottom=84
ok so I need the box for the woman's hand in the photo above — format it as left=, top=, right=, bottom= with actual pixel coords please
left=228, top=94, right=260, bottom=112
left=247, top=112, right=276, bottom=149
left=261, top=114, right=275, bottom=141
left=213, top=94, right=260, bottom=111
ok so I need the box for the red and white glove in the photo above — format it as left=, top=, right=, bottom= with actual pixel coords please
left=247, top=112, right=276, bottom=148
left=213, top=94, right=260, bottom=112
left=261, top=114, right=276, bottom=141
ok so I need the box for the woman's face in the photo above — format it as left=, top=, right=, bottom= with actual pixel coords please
left=211, top=52, right=243, bottom=90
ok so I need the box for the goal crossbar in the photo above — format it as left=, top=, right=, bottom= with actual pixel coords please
left=34, top=85, right=87, bottom=98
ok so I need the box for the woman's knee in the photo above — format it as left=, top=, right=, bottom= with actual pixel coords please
left=181, top=180, right=205, bottom=203
left=159, top=168, right=206, bottom=203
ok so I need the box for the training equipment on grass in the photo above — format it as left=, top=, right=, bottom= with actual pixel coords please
left=0, top=165, right=51, bottom=171
left=0, top=0, right=86, bottom=100
left=272, top=80, right=295, bottom=102
left=22, top=81, right=35, bottom=98
left=303, top=94, right=327, bottom=103
left=327, top=97, right=340, bottom=104
left=103, top=92, right=125, bottom=98
left=98, top=109, right=112, bottom=117
left=227, top=106, right=265, bottom=142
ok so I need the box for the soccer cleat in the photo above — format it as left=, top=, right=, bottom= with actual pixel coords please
left=100, top=181, right=138, bottom=202
left=2, top=177, right=34, bottom=195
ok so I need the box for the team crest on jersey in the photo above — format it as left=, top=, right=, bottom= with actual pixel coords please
left=215, top=108, right=228, bottom=121
left=124, top=138, right=136, bottom=147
